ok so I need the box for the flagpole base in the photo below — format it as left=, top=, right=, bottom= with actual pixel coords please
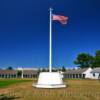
left=33, top=84, right=66, bottom=88
left=32, top=72, right=66, bottom=88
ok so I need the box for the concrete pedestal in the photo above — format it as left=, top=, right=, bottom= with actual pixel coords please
left=33, top=72, right=66, bottom=88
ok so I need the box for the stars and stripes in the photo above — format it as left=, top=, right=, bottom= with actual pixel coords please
left=52, top=14, right=68, bottom=24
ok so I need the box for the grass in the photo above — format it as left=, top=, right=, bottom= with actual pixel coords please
left=0, top=78, right=32, bottom=88
left=0, top=94, right=20, bottom=100
left=0, top=79, right=100, bottom=100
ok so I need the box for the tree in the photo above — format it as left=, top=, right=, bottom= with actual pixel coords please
left=6, top=66, right=13, bottom=70
left=17, top=70, right=22, bottom=78
left=61, top=66, right=66, bottom=72
left=74, top=53, right=94, bottom=68
left=93, top=50, right=100, bottom=67
left=41, top=68, right=46, bottom=72
left=37, top=68, right=41, bottom=75
left=52, top=68, right=57, bottom=72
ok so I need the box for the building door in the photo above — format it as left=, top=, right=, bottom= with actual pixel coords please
left=83, top=74, right=86, bottom=78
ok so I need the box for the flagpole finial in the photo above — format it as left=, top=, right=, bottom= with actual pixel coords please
left=49, top=7, right=53, bottom=11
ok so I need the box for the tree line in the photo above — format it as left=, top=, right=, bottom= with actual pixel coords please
left=74, top=50, right=100, bottom=68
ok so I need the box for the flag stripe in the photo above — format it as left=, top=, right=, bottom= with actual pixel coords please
left=52, top=14, right=68, bottom=24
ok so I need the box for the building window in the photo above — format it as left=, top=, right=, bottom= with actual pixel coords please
left=23, top=74, right=25, bottom=78
left=68, top=74, right=70, bottom=78
left=14, top=74, right=16, bottom=78
left=11, top=74, right=14, bottom=78
left=26, top=74, right=28, bottom=78
left=28, top=75, right=29, bottom=78
left=2, top=74, right=4, bottom=78
left=73, top=74, right=75, bottom=78
left=83, top=74, right=85, bottom=78
left=79, top=74, right=82, bottom=78
left=99, top=73, right=100, bottom=77
left=31, top=75, right=32, bottom=78
left=93, top=73, right=95, bottom=77
left=66, top=74, right=68, bottom=78
left=76, top=74, right=78, bottom=78
left=5, top=74, right=7, bottom=78
left=70, top=74, right=72, bottom=78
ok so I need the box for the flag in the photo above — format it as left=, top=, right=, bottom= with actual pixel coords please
left=52, top=14, right=68, bottom=24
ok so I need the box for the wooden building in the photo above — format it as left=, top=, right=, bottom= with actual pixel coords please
left=0, top=69, right=38, bottom=78
left=0, top=70, right=17, bottom=78
left=63, top=68, right=92, bottom=79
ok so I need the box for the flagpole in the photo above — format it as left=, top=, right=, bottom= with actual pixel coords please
left=49, top=8, right=53, bottom=72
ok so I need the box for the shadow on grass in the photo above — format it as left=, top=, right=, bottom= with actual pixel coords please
left=0, top=94, right=20, bottom=100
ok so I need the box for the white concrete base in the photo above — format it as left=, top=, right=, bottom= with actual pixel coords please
left=33, top=84, right=66, bottom=88
left=33, top=72, right=66, bottom=88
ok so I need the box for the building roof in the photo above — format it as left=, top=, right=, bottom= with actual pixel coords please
left=91, top=68, right=100, bottom=73
left=64, top=68, right=88, bottom=74
left=0, top=69, right=38, bottom=75
left=23, top=70, right=38, bottom=75
left=0, top=70, right=17, bottom=74
left=17, top=67, right=38, bottom=71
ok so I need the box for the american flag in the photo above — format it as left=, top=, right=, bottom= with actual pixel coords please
left=52, top=14, right=68, bottom=25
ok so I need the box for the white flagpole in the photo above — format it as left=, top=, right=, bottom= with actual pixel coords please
left=49, top=8, right=53, bottom=72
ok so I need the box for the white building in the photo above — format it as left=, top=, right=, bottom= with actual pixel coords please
left=90, top=68, right=100, bottom=79
left=82, top=67, right=93, bottom=79
left=63, top=67, right=93, bottom=79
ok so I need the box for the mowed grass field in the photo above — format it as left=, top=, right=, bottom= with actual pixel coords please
left=0, top=78, right=100, bottom=100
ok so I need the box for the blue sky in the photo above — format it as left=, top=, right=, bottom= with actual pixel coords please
left=0, top=0, right=100, bottom=68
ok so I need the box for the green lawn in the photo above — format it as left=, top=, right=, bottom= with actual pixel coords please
left=0, top=78, right=32, bottom=88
